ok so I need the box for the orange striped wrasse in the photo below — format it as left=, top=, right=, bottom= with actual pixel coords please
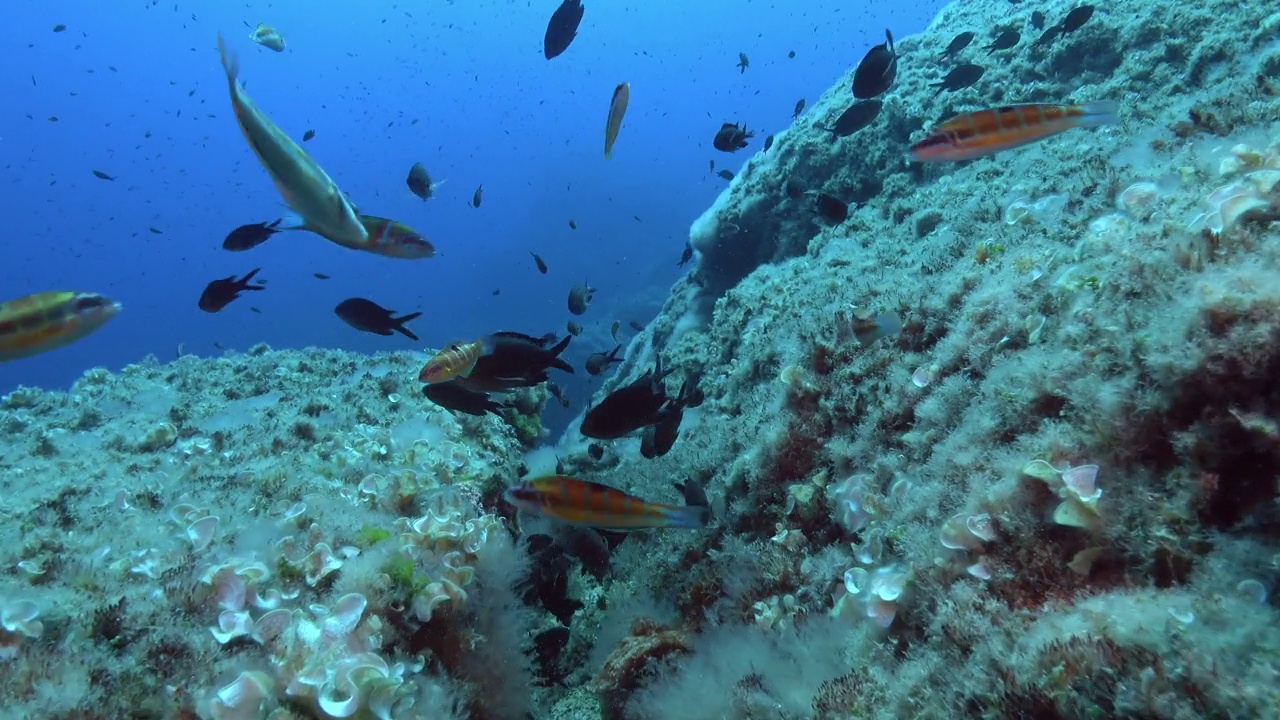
left=216, top=33, right=367, bottom=247
left=604, top=82, right=630, bottom=160
left=418, top=337, right=496, bottom=384
left=504, top=475, right=709, bottom=531
left=0, top=291, right=121, bottom=362
left=909, top=101, right=1118, bottom=162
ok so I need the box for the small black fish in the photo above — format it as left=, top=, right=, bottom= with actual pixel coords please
left=792, top=99, right=806, bottom=119
left=471, top=184, right=483, bottom=208
left=852, top=29, right=897, bottom=99
left=628, top=320, right=644, bottom=332
left=492, top=289, right=501, bottom=296
left=334, top=298, right=421, bottom=340
left=641, top=374, right=700, bottom=458
left=1031, top=11, right=1046, bottom=30
left=581, top=360, right=673, bottom=439
left=555, top=455, right=566, bottom=475
left=586, top=345, right=623, bottom=376
left=568, top=283, right=595, bottom=315
left=712, top=122, right=753, bottom=152
left=423, top=383, right=505, bottom=416
left=1061, top=5, right=1095, bottom=33
left=941, top=31, right=975, bottom=57
left=933, top=64, right=985, bottom=94
left=709, top=160, right=715, bottom=172
left=544, top=0, right=584, bottom=60
left=406, top=162, right=435, bottom=200
left=1033, top=25, right=1063, bottom=46
left=787, top=50, right=796, bottom=59
left=92, top=169, right=114, bottom=181
left=314, top=273, right=330, bottom=280
left=548, top=382, right=570, bottom=408
left=763, top=135, right=774, bottom=151
left=531, top=252, right=548, bottom=274
left=302, top=129, right=315, bottom=141
left=673, top=478, right=709, bottom=511
left=785, top=179, right=805, bottom=200
left=985, top=30, right=1019, bottom=52
left=587, top=443, right=604, bottom=460
left=827, top=100, right=882, bottom=137
left=566, top=320, right=582, bottom=336
left=717, top=169, right=735, bottom=180
left=149, top=227, right=163, bottom=235
left=199, top=268, right=264, bottom=313
left=457, top=332, right=574, bottom=393
left=53, top=24, right=66, bottom=32
left=569, top=219, right=578, bottom=229
left=678, top=241, right=693, bottom=267
left=815, top=193, right=849, bottom=223
left=222, top=219, right=282, bottom=251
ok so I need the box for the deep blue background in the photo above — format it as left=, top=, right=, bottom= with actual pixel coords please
left=1, top=0, right=944, bottom=433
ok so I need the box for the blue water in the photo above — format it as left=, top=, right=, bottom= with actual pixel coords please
left=1, top=0, right=945, bottom=432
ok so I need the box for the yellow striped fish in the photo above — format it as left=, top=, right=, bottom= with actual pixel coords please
left=0, top=292, right=121, bottom=362
left=418, top=338, right=495, bottom=384
left=216, top=33, right=367, bottom=247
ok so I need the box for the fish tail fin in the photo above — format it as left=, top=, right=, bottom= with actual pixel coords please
left=216, top=33, right=239, bottom=85
left=478, top=334, right=498, bottom=355
left=1076, top=101, right=1119, bottom=128
left=663, top=503, right=710, bottom=529
left=393, top=313, right=422, bottom=341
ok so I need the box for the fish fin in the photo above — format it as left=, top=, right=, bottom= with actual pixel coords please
left=663, top=504, right=710, bottom=529
left=549, top=334, right=572, bottom=357
left=277, top=208, right=309, bottom=232
left=266, top=218, right=283, bottom=229
left=392, top=312, right=422, bottom=341
left=216, top=33, right=240, bottom=85
left=1076, top=101, right=1119, bottom=128
left=478, top=334, right=498, bottom=355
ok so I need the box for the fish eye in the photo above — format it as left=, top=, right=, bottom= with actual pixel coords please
left=74, top=295, right=106, bottom=312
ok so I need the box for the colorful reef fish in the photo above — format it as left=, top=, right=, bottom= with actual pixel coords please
left=504, top=475, right=709, bottom=531
left=0, top=291, right=121, bottom=362
left=216, top=33, right=368, bottom=247
left=909, top=101, right=1119, bottom=162
left=355, top=215, right=436, bottom=259
left=418, top=338, right=496, bottom=384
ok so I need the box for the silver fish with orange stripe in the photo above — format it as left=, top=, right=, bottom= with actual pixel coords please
left=418, top=337, right=496, bottom=384
left=909, top=101, right=1118, bottom=162
left=504, top=475, right=708, bottom=531
left=0, top=291, right=121, bottom=362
